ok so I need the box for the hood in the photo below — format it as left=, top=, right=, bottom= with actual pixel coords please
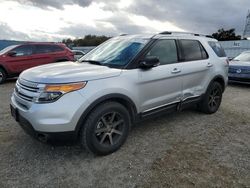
left=229, top=60, right=250, bottom=67
left=20, top=61, right=122, bottom=83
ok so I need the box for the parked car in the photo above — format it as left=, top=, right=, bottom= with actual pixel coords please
left=0, top=42, right=74, bottom=84
left=72, top=50, right=85, bottom=60
left=228, top=51, right=250, bottom=84
left=10, top=32, right=228, bottom=155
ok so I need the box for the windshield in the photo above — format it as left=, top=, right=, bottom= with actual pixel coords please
left=234, top=52, right=250, bottom=61
left=79, top=36, right=149, bottom=67
left=0, top=45, right=18, bottom=55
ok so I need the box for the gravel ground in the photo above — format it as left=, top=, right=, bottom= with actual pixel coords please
left=0, top=80, right=250, bottom=188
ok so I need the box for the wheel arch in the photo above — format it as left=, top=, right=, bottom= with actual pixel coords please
left=0, top=64, right=9, bottom=77
left=75, top=93, right=138, bottom=135
left=0, top=64, right=8, bottom=75
left=209, top=75, right=226, bottom=92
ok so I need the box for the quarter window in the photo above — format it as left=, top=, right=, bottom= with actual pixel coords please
left=146, top=40, right=178, bottom=65
left=208, top=41, right=226, bottom=57
left=179, top=40, right=208, bottom=61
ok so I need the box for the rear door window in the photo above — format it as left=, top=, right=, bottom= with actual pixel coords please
left=34, top=45, right=64, bottom=54
left=146, top=39, right=178, bottom=65
left=179, top=40, right=208, bottom=61
left=208, top=41, right=226, bottom=57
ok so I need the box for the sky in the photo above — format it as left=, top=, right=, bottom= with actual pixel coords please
left=0, top=0, right=250, bottom=41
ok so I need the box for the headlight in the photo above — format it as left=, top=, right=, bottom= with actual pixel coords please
left=35, top=82, right=87, bottom=103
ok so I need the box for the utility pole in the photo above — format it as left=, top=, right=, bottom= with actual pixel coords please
left=243, top=10, right=250, bottom=39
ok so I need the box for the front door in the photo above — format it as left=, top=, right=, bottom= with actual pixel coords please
left=5, top=45, right=35, bottom=73
left=137, top=39, right=183, bottom=112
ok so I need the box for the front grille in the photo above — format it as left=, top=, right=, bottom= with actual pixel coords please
left=14, top=78, right=40, bottom=103
left=229, top=67, right=250, bottom=74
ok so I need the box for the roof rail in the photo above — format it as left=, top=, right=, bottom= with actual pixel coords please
left=159, top=31, right=214, bottom=38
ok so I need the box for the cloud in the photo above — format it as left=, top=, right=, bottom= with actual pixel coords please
left=0, top=22, right=30, bottom=41
left=1, top=0, right=250, bottom=41
left=127, top=0, right=250, bottom=34
left=10, top=0, right=92, bottom=9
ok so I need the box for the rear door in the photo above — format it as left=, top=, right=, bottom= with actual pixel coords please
left=137, top=39, right=183, bottom=112
left=32, top=44, right=55, bottom=66
left=177, top=39, right=211, bottom=100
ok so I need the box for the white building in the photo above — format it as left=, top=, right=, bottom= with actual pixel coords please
left=219, top=40, right=250, bottom=59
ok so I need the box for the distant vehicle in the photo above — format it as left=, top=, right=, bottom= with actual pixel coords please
left=0, top=43, right=74, bottom=84
left=11, top=32, right=228, bottom=155
left=229, top=51, right=250, bottom=84
left=72, top=50, right=85, bottom=60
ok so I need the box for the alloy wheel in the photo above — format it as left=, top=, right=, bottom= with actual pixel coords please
left=95, top=112, right=124, bottom=146
left=208, top=87, right=221, bottom=110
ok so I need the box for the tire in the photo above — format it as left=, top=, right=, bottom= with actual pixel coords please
left=0, top=68, right=7, bottom=84
left=198, top=81, right=223, bottom=114
left=80, top=101, right=131, bottom=155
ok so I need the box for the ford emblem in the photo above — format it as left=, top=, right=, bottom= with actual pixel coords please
left=236, top=69, right=242, bottom=74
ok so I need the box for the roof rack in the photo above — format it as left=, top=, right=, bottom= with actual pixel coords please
left=159, top=31, right=213, bottom=38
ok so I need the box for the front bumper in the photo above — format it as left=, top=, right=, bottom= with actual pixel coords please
left=228, top=73, right=250, bottom=84
left=10, top=106, right=77, bottom=142
left=11, top=90, right=90, bottom=139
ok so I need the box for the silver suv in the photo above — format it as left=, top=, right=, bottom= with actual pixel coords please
left=10, top=32, right=228, bottom=155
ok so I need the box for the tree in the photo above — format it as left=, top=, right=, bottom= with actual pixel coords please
left=212, top=28, right=241, bottom=41
left=62, top=35, right=111, bottom=47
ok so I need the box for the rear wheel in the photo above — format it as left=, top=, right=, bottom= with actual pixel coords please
left=198, top=82, right=223, bottom=114
left=80, top=101, right=130, bottom=155
left=0, top=68, right=6, bottom=84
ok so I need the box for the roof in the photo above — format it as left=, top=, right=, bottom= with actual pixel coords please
left=118, top=31, right=215, bottom=40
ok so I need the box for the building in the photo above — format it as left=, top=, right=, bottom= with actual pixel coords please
left=219, top=40, right=250, bottom=59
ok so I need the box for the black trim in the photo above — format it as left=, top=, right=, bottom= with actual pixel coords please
left=139, top=95, right=202, bottom=121
left=15, top=112, right=77, bottom=142
left=140, top=102, right=178, bottom=119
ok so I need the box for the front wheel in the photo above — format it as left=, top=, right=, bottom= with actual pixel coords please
left=80, top=101, right=130, bottom=155
left=198, top=82, right=223, bottom=114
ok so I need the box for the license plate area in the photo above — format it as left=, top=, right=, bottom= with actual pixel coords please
left=10, top=104, right=19, bottom=122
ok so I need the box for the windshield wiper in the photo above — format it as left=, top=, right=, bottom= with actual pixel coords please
left=81, top=60, right=103, bottom=65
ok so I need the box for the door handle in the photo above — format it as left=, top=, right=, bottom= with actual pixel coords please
left=207, top=62, right=213, bottom=67
left=171, top=68, right=181, bottom=74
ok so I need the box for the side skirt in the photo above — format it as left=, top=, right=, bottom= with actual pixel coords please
left=137, top=95, right=203, bottom=122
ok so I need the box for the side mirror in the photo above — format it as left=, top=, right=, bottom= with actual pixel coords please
left=7, top=51, right=17, bottom=57
left=139, top=56, right=160, bottom=69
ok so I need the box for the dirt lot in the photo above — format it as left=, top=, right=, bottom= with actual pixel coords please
left=0, top=80, right=250, bottom=188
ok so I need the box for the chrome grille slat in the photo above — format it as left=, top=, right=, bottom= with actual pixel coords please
left=16, top=82, right=38, bottom=92
left=15, top=91, right=33, bottom=102
left=14, top=78, right=41, bottom=104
